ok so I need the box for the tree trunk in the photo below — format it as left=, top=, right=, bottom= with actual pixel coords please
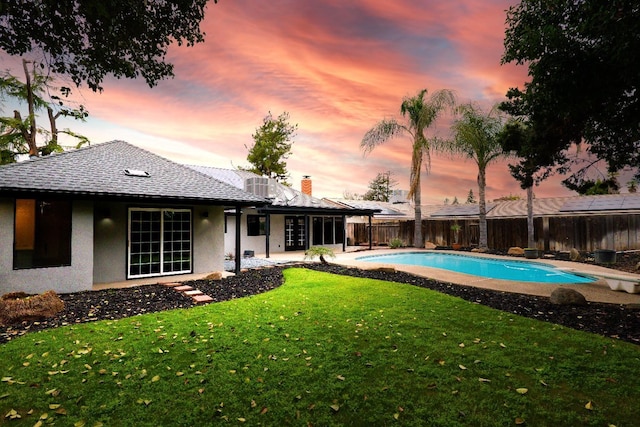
left=413, top=172, right=423, bottom=248
left=477, top=169, right=488, bottom=250
left=527, top=185, right=535, bottom=248
left=47, top=107, right=58, bottom=146
left=22, top=59, right=38, bottom=156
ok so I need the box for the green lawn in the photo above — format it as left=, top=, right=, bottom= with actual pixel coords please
left=1, top=268, right=639, bottom=426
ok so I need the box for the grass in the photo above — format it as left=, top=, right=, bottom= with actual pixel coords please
left=1, top=268, right=639, bottom=426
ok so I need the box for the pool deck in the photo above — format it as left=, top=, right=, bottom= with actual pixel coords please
left=96, top=248, right=640, bottom=306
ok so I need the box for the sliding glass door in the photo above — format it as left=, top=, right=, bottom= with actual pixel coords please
left=128, top=208, right=192, bottom=278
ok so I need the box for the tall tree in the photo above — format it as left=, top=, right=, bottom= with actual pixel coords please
left=501, top=0, right=640, bottom=181
left=245, top=111, right=297, bottom=184
left=361, top=88, right=455, bottom=248
left=0, top=0, right=215, bottom=91
left=499, top=119, right=547, bottom=248
left=466, top=189, right=476, bottom=204
left=363, top=171, right=397, bottom=202
left=0, top=59, right=88, bottom=163
left=444, top=103, right=507, bottom=250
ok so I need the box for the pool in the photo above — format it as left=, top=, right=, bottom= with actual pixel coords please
left=356, top=252, right=595, bottom=284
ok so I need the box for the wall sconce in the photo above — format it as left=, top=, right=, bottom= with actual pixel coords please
left=97, top=207, right=111, bottom=219
left=201, top=211, right=209, bottom=218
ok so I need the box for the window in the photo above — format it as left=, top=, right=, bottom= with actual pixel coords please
left=14, top=199, right=72, bottom=269
left=128, top=208, right=191, bottom=278
left=247, top=215, right=266, bottom=236
left=312, top=217, right=323, bottom=245
left=311, top=216, right=344, bottom=246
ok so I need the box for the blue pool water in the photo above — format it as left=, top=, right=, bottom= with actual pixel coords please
left=357, top=252, right=595, bottom=284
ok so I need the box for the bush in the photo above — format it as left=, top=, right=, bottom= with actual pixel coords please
left=389, top=238, right=404, bottom=249
left=304, top=246, right=336, bottom=264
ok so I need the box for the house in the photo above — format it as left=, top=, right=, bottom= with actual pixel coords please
left=187, top=166, right=378, bottom=257
left=0, top=140, right=268, bottom=294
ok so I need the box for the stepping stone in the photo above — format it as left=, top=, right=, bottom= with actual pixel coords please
left=162, top=282, right=182, bottom=287
left=174, top=285, right=193, bottom=292
left=192, top=294, right=214, bottom=303
left=183, top=290, right=203, bottom=296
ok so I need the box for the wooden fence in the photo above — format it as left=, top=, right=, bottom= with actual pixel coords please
left=347, top=214, right=640, bottom=252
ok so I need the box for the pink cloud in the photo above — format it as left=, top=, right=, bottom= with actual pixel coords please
left=1, top=0, right=585, bottom=204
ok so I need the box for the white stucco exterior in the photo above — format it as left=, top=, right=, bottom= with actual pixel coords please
left=0, top=198, right=94, bottom=294
left=1, top=198, right=227, bottom=293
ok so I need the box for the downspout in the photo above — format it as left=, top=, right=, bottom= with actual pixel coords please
left=265, top=213, right=271, bottom=258
left=235, top=206, right=242, bottom=274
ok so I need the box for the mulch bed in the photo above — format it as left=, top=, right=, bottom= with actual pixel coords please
left=2, top=255, right=639, bottom=345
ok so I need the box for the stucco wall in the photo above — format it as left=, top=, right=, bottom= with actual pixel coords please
left=93, top=202, right=127, bottom=284
left=193, top=205, right=224, bottom=273
left=0, top=199, right=94, bottom=295
left=94, top=204, right=226, bottom=284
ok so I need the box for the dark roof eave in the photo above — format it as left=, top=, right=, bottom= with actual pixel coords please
left=257, top=206, right=379, bottom=216
left=0, top=188, right=269, bottom=207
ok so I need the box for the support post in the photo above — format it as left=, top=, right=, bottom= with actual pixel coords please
left=235, top=206, right=242, bottom=274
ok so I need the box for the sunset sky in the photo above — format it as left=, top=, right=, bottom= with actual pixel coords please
left=0, top=0, right=620, bottom=203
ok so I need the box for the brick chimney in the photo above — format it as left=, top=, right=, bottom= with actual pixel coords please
left=301, top=175, right=312, bottom=196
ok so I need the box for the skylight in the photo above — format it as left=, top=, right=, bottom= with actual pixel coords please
left=124, top=169, right=150, bottom=178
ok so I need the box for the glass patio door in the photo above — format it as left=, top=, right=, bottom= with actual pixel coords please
left=128, top=208, right=192, bottom=278
left=284, top=216, right=306, bottom=251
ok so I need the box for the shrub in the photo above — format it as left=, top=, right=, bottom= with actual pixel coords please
left=389, top=238, right=404, bottom=249
left=304, top=246, right=336, bottom=264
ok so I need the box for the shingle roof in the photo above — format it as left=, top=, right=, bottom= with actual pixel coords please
left=188, top=165, right=348, bottom=210
left=0, top=140, right=268, bottom=205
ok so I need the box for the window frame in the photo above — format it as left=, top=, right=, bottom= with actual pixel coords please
left=246, top=214, right=267, bottom=236
left=127, top=207, right=192, bottom=279
left=13, top=198, right=72, bottom=270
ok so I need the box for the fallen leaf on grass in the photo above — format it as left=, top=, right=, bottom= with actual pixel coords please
left=459, top=365, right=467, bottom=370
left=585, top=401, right=593, bottom=410
left=4, top=409, right=21, bottom=419
left=515, top=417, right=525, bottom=424
left=516, top=388, right=528, bottom=395
left=336, top=375, right=345, bottom=381
left=330, top=404, right=340, bottom=412
left=478, top=378, right=491, bottom=383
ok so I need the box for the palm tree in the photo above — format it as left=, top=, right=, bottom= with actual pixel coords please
left=445, top=103, right=507, bottom=250
left=361, top=88, right=455, bottom=248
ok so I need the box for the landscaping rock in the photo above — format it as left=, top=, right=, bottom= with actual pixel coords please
left=569, top=248, right=582, bottom=262
left=204, top=271, right=223, bottom=280
left=424, top=241, right=437, bottom=249
left=550, top=288, right=587, bottom=306
left=508, top=247, right=525, bottom=256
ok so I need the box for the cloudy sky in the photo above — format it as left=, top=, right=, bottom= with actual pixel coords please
left=2, top=0, right=614, bottom=203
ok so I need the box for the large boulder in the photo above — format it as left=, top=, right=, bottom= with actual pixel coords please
left=424, top=241, right=437, bottom=249
left=508, top=247, right=525, bottom=256
left=569, top=248, right=582, bottom=262
left=550, top=288, right=587, bottom=306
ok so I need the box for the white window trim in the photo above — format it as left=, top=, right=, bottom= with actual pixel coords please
left=127, top=207, right=192, bottom=279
